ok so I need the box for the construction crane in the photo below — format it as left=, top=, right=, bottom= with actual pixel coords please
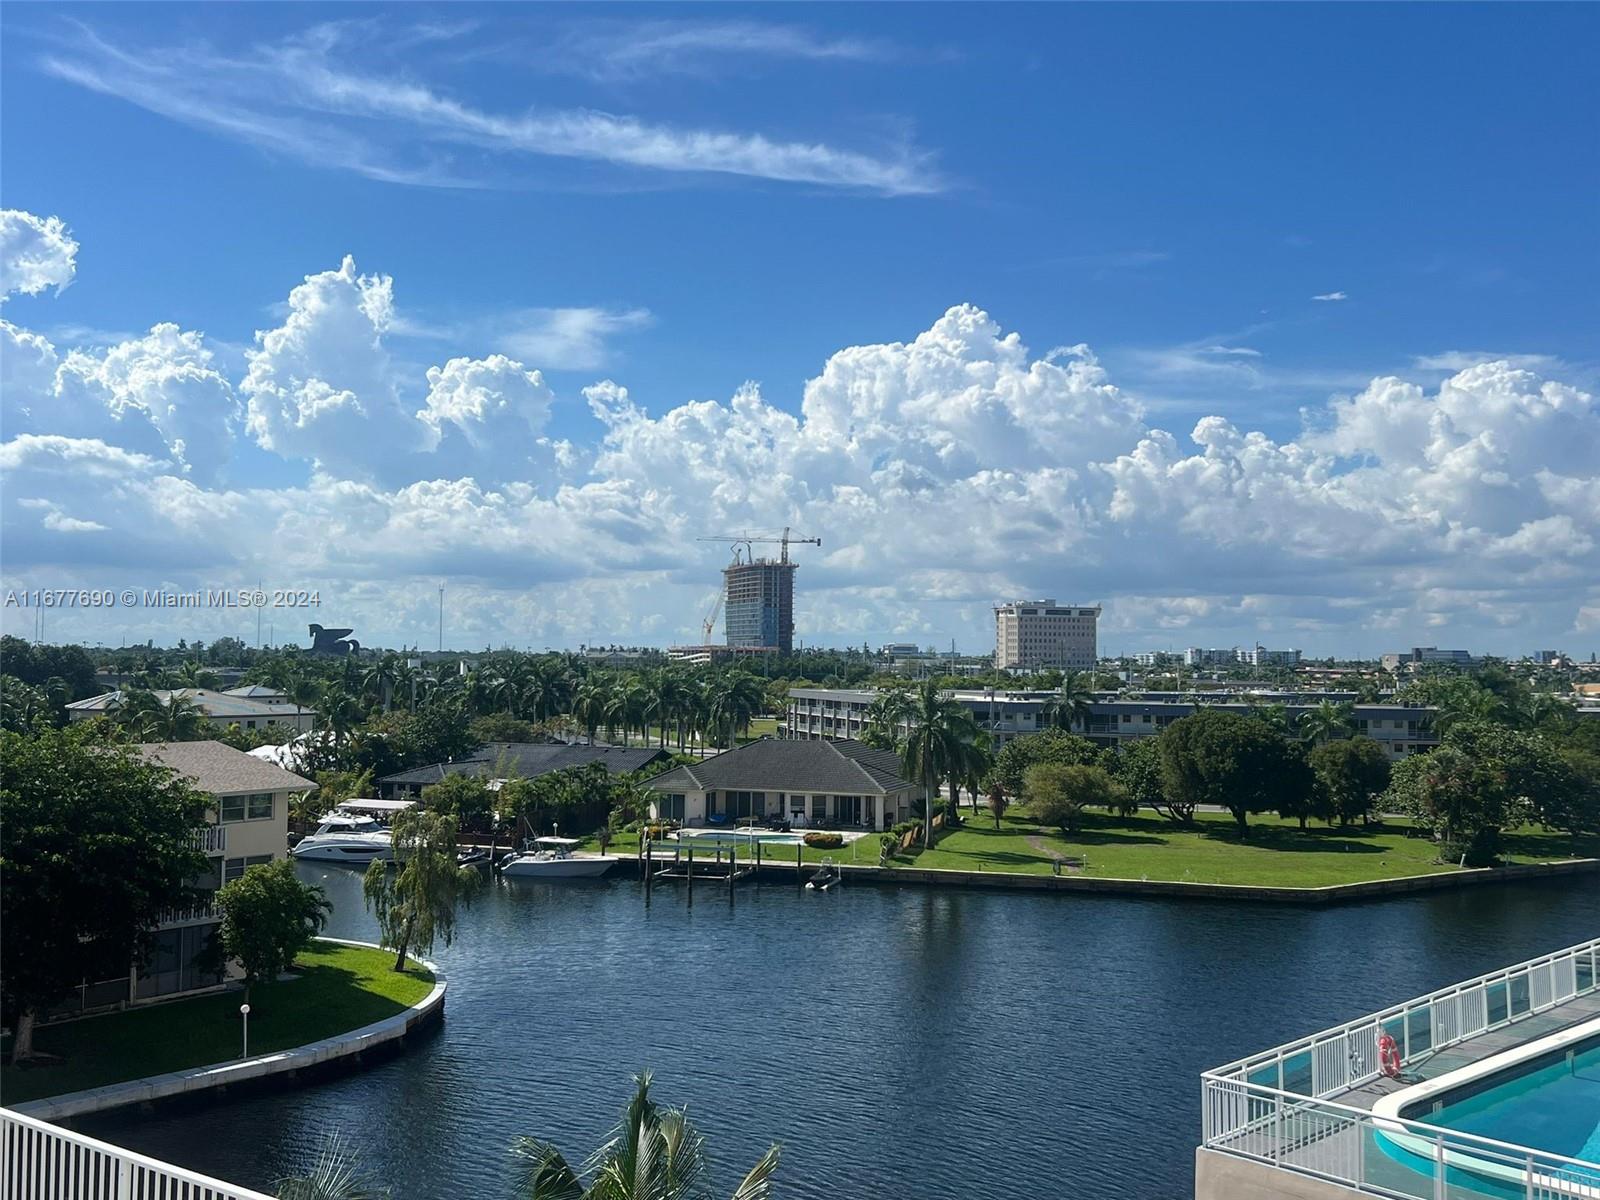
left=697, top=527, right=822, bottom=565
left=700, top=589, right=724, bottom=644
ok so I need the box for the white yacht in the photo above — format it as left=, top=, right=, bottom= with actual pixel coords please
left=497, top=836, right=613, bottom=879
left=290, top=812, right=394, bottom=864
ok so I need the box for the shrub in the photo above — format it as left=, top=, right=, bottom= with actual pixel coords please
left=803, top=831, right=844, bottom=848
left=644, top=821, right=678, bottom=840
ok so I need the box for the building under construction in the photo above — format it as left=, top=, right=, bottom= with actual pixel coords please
left=693, top=529, right=820, bottom=656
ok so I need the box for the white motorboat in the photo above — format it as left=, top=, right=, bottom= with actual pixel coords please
left=497, top=836, right=613, bottom=879
left=291, top=812, right=394, bottom=864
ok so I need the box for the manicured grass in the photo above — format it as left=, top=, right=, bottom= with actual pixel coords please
left=0, top=942, right=434, bottom=1104
left=901, top=807, right=1599, bottom=887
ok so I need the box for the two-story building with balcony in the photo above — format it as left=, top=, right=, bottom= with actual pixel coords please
left=48, top=741, right=314, bottom=1019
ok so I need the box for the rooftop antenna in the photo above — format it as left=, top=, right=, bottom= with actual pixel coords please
left=438, top=585, right=444, bottom=653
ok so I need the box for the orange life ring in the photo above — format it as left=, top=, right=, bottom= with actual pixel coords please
left=1378, top=1032, right=1402, bottom=1077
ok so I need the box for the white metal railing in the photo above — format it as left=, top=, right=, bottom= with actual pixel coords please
left=1201, top=937, right=1600, bottom=1197
left=193, top=825, right=227, bottom=855
left=1, top=1106, right=275, bottom=1200
left=1201, top=1078, right=1600, bottom=1200
left=1208, top=938, right=1599, bottom=1097
left=156, top=899, right=220, bottom=927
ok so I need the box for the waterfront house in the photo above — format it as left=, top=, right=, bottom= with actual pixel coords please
left=377, top=741, right=671, bottom=799
left=643, top=737, right=918, bottom=831
left=49, top=741, right=313, bottom=1019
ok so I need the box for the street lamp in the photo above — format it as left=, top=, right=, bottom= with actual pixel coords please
left=240, top=1003, right=251, bottom=1059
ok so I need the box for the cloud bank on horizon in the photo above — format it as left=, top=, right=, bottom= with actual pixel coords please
left=2, top=208, right=1597, bottom=656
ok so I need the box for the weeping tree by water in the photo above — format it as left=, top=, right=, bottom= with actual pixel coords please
left=362, top=808, right=481, bottom=972
left=511, top=1072, right=780, bottom=1200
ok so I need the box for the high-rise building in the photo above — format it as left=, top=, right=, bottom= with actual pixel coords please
left=994, top=599, right=1100, bottom=671
left=724, top=558, right=798, bottom=653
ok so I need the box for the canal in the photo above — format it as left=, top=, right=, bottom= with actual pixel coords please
left=84, top=869, right=1600, bottom=1200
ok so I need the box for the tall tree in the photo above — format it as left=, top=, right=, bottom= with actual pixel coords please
left=510, top=1073, right=779, bottom=1200
left=861, top=687, right=914, bottom=751
left=1158, top=708, right=1308, bottom=835
left=900, top=680, right=983, bottom=843
left=1307, top=736, right=1391, bottom=826
left=363, top=807, right=481, bottom=972
left=1042, top=671, right=1094, bottom=733
left=1, top=725, right=209, bottom=1059
left=1298, top=700, right=1354, bottom=746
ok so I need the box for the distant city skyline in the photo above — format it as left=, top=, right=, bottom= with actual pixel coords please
left=2, top=5, right=1596, bottom=656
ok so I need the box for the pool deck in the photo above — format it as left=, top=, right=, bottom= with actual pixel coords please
left=1337, top=990, right=1600, bottom=1112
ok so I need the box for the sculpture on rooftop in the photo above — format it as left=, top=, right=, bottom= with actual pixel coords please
left=308, top=624, right=360, bottom=655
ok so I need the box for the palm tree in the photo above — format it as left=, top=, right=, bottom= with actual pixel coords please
left=573, top=678, right=609, bottom=745
left=276, top=1133, right=389, bottom=1200
left=1246, top=701, right=1291, bottom=735
left=1435, top=685, right=1506, bottom=733
left=1043, top=671, right=1094, bottom=733
left=135, top=692, right=206, bottom=741
left=1298, top=700, right=1354, bottom=746
left=861, top=688, right=914, bottom=751
left=901, top=680, right=983, bottom=843
left=511, top=1073, right=779, bottom=1200
left=706, top=672, right=764, bottom=748
left=363, top=655, right=400, bottom=714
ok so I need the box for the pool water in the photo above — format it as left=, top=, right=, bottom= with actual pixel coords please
left=1412, top=1035, right=1600, bottom=1161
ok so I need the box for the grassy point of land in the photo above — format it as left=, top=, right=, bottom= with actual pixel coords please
left=901, top=807, right=1599, bottom=888
left=0, top=942, right=434, bottom=1105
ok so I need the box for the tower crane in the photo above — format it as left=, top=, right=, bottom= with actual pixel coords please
left=696, top=527, right=822, bottom=565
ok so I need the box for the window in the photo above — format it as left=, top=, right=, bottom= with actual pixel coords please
left=223, top=854, right=273, bottom=883
left=220, top=793, right=274, bottom=822
left=812, top=795, right=826, bottom=819
left=656, top=793, right=685, bottom=821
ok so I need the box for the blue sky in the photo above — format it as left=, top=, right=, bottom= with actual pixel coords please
left=2, top=4, right=1597, bottom=656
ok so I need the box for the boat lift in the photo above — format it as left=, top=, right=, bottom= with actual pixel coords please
left=639, top=830, right=811, bottom=908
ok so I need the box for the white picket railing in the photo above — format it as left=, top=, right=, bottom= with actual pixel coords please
left=1201, top=937, right=1600, bottom=1198
left=0, top=1106, right=275, bottom=1200
left=194, top=825, right=228, bottom=855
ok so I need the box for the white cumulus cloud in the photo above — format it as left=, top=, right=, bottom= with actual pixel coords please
left=0, top=211, right=79, bottom=301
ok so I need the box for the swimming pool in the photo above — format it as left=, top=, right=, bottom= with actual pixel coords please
left=1375, top=1017, right=1600, bottom=1196
left=1412, top=1034, right=1600, bottom=1163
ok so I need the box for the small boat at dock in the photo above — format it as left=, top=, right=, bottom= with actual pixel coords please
left=497, top=836, right=614, bottom=879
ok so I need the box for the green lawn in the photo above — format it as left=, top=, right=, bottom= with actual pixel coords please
left=1, top=941, right=434, bottom=1104
left=902, top=807, right=1599, bottom=887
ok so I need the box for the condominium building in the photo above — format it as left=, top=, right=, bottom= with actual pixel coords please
left=724, top=558, right=798, bottom=653
left=1381, top=647, right=1476, bottom=672
left=994, top=600, right=1100, bottom=671
left=66, top=687, right=317, bottom=733
left=786, top=686, right=1439, bottom=762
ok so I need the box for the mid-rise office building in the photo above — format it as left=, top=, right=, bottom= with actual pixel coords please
left=994, top=599, right=1100, bottom=671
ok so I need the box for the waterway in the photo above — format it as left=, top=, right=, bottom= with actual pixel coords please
left=83, top=869, right=1600, bottom=1200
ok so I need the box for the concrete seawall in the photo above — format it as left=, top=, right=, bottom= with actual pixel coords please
left=17, top=938, right=444, bottom=1122
left=626, top=851, right=1599, bottom=905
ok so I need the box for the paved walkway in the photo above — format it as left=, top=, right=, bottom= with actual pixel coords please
left=1339, top=990, right=1600, bottom=1112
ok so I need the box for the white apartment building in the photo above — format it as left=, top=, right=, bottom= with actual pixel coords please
left=994, top=600, right=1100, bottom=672
left=786, top=687, right=1439, bottom=762
left=67, top=687, right=317, bottom=733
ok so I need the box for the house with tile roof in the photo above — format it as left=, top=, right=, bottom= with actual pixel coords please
left=643, top=737, right=917, bottom=831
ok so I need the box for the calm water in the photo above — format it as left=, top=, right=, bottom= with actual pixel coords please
left=84, top=869, right=1600, bottom=1200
